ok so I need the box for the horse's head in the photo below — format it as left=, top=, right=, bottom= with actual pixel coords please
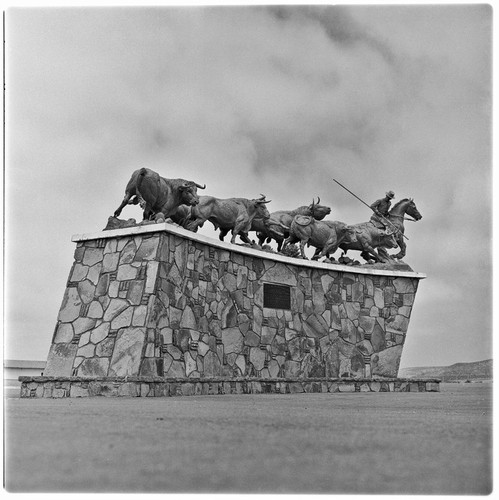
left=390, top=198, right=422, bottom=221
left=406, top=198, right=422, bottom=221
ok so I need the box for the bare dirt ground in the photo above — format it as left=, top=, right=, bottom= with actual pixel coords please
left=3, top=383, right=492, bottom=494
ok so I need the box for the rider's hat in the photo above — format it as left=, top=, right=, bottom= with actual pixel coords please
left=386, top=191, right=395, bottom=199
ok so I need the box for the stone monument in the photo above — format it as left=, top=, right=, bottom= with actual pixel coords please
left=20, top=219, right=438, bottom=398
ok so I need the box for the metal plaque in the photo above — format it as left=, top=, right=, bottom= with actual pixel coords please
left=263, top=283, right=291, bottom=309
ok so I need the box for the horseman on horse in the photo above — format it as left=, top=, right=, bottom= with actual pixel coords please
left=370, top=191, right=395, bottom=229
left=333, top=180, right=423, bottom=261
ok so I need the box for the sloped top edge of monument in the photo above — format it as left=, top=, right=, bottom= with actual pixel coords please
left=71, top=222, right=426, bottom=279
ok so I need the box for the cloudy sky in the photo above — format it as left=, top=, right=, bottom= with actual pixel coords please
left=4, top=4, right=492, bottom=368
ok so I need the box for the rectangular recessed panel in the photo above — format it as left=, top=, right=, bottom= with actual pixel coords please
left=263, top=283, right=291, bottom=310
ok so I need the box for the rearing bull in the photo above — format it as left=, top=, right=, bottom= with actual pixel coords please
left=113, top=167, right=206, bottom=220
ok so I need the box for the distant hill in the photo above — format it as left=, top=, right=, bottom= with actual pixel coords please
left=399, top=359, right=492, bottom=382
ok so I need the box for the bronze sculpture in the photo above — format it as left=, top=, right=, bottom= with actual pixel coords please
left=280, top=217, right=354, bottom=260
left=109, top=171, right=421, bottom=265
left=185, top=195, right=272, bottom=245
left=113, top=167, right=206, bottom=221
left=376, top=198, right=422, bottom=260
left=257, top=198, right=331, bottom=252
left=370, top=190, right=395, bottom=229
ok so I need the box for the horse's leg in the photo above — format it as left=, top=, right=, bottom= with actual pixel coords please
left=393, top=235, right=406, bottom=259
left=358, top=237, right=383, bottom=262
left=377, top=247, right=391, bottom=261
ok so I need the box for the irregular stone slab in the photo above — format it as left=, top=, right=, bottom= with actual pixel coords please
left=132, top=305, right=147, bottom=326
left=70, top=263, right=89, bottom=282
left=78, top=358, right=109, bottom=377
left=58, top=288, right=82, bottom=323
left=222, top=327, right=244, bottom=354
left=184, top=352, right=197, bottom=376
left=180, top=305, right=197, bottom=329
left=117, top=264, right=138, bottom=281
left=261, top=326, right=276, bottom=344
left=127, top=281, right=145, bottom=306
left=135, top=237, right=160, bottom=261
left=90, top=322, right=110, bottom=344
left=87, top=301, right=104, bottom=319
left=374, top=288, right=384, bottom=309
left=386, top=314, right=410, bottom=334
left=77, top=280, right=96, bottom=305
left=96, top=337, right=115, bottom=357
left=260, top=264, right=297, bottom=286
left=119, top=240, right=137, bottom=264
left=393, top=278, right=415, bottom=294
left=87, top=264, right=102, bottom=286
left=371, top=322, right=386, bottom=352
left=109, top=327, right=146, bottom=376
left=303, top=314, right=329, bottom=339
left=145, top=261, right=159, bottom=293
left=371, top=345, right=403, bottom=378
left=96, top=274, right=110, bottom=297
left=359, top=315, right=375, bottom=334
left=83, top=247, right=104, bottom=266
left=73, top=317, right=97, bottom=335
left=249, top=347, right=266, bottom=372
left=102, top=253, right=119, bottom=273
left=111, top=306, right=133, bottom=330
left=44, top=343, right=78, bottom=376
left=340, top=318, right=359, bottom=344
left=54, top=323, right=74, bottom=343
left=77, top=343, right=96, bottom=358
left=103, top=298, right=129, bottom=322
left=283, top=360, right=301, bottom=377
left=203, top=351, right=222, bottom=377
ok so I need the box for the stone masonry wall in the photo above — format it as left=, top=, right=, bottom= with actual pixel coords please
left=44, top=226, right=421, bottom=381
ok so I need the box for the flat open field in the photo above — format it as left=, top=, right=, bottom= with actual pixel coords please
left=4, top=383, right=492, bottom=494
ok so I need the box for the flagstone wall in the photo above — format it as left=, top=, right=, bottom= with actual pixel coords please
left=44, top=224, right=424, bottom=381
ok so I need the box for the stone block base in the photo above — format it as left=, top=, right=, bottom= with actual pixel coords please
left=18, top=376, right=440, bottom=398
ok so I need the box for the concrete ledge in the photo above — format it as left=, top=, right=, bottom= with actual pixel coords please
left=19, top=376, right=441, bottom=398
left=71, top=223, right=426, bottom=279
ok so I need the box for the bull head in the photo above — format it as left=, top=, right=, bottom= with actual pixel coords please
left=256, top=194, right=271, bottom=203
left=180, top=181, right=206, bottom=190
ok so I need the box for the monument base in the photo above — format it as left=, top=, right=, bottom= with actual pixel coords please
left=19, top=376, right=440, bottom=398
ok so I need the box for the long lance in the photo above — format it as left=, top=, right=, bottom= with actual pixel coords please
left=333, top=179, right=409, bottom=240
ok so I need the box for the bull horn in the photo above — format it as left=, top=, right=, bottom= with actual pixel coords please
left=195, top=183, right=206, bottom=189
left=262, top=199, right=272, bottom=204
left=317, top=196, right=320, bottom=204
left=259, top=194, right=267, bottom=201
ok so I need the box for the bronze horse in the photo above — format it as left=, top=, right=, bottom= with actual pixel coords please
left=380, top=198, right=422, bottom=259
